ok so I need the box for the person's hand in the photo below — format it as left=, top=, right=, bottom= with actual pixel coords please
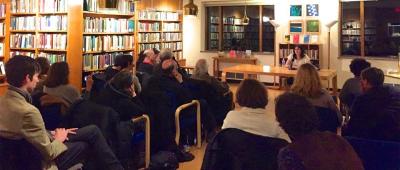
left=85, top=74, right=93, bottom=92
left=173, top=70, right=183, bottom=83
left=66, top=128, right=78, bottom=135
left=53, top=128, right=68, bottom=143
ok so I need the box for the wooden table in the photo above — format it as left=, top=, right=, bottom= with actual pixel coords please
left=386, top=72, right=400, bottom=79
left=222, top=64, right=338, bottom=97
left=212, top=57, right=257, bottom=78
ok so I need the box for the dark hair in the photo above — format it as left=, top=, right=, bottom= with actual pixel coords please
left=114, top=54, right=133, bottom=69
left=5, top=55, right=41, bottom=87
left=236, top=79, right=268, bottom=108
left=350, top=58, right=371, bottom=77
left=44, top=62, right=69, bottom=88
left=136, top=50, right=146, bottom=66
left=153, top=48, right=160, bottom=55
left=361, top=67, right=384, bottom=87
left=292, top=45, right=306, bottom=60
left=35, top=57, right=50, bottom=77
left=275, top=92, right=319, bottom=138
left=110, top=70, right=133, bottom=96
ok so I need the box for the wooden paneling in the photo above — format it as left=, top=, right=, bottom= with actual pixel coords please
left=137, top=0, right=182, bottom=11
left=360, top=1, right=365, bottom=57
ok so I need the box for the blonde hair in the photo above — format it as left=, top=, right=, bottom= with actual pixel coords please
left=193, top=59, right=208, bottom=78
left=291, top=63, right=323, bottom=98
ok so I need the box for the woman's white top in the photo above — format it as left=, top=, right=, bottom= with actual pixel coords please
left=222, top=107, right=291, bottom=142
left=285, top=53, right=311, bottom=69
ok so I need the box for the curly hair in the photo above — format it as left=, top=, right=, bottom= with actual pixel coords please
left=275, top=92, right=319, bottom=138
left=350, top=58, right=371, bottom=77
left=291, top=63, right=323, bottom=98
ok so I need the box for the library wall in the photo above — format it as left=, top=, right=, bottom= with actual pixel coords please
left=183, top=0, right=399, bottom=87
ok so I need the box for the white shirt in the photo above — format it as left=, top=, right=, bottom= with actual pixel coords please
left=285, top=53, right=311, bottom=69
left=222, top=107, right=291, bottom=142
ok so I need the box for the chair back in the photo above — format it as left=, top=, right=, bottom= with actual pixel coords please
left=40, top=103, right=63, bottom=130
left=345, top=136, right=400, bottom=170
left=314, top=106, right=340, bottom=133
left=202, top=128, right=288, bottom=170
left=0, top=137, right=42, bottom=170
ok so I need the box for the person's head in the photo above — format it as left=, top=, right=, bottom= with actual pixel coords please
left=5, top=55, right=41, bottom=91
left=110, top=70, right=136, bottom=97
left=114, top=54, right=134, bottom=70
left=293, top=46, right=305, bottom=59
left=161, top=58, right=177, bottom=76
left=159, top=48, right=174, bottom=63
left=194, top=59, right=209, bottom=77
left=35, top=57, right=50, bottom=78
left=275, top=92, right=319, bottom=139
left=144, top=49, right=157, bottom=64
left=291, top=63, right=322, bottom=98
left=350, top=58, right=371, bottom=77
left=153, top=48, right=160, bottom=63
left=236, top=79, right=268, bottom=109
left=44, top=62, right=69, bottom=88
left=360, top=67, right=384, bottom=92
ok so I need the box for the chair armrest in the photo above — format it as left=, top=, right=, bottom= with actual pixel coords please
left=175, top=100, right=202, bottom=148
left=132, top=114, right=150, bottom=168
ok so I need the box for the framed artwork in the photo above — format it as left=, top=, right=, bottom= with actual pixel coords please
left=289, top=20, right=303, bottom=33
left=306, top=20, right=320, bottom=33
left=306, top=4, right=319, bottom=16
left=290, top=5, right=302, bottom=17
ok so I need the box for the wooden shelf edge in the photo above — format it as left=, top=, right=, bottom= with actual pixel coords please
left=10, top=12, right=36, bottom=16
left=83, top=32, right=134, bottom=35
left=38, top=49, right=67, bottom=52
left=38, top=12, right=68, bottom=15
left=10, top=48, right=36, bottom=51
left=10, top=30, right=36, bottom=33
left=83, top=49, right=135, bottom=54
left=138, top=41, right=161, bottom=44
left=38, top=31, right=68, bottom=33
left=83, top=11, right=134, bottom=17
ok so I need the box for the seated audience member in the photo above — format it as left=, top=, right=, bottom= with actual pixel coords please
left=43, top=62, right=81, bottom=105
left=137, top=48, right=160, bottom=75
left=339, top=58, right=371, bottom=110
left=0, top=55, right=123, bottom=170
left=32, top=57, right=50, bottom=95
left=192, top=59, right=233, bottom=125
left=154, top=48, right=189, bottom=78
left=345, top=67, right=400, bottom=142
left=285, top=45, right=311, bottom=69
left=275, top=92, right=363, bottom=170
left=222, top=79, right=290, bottom=142
left=291, top=63, right=342, bottom=129
left=94, top=70, right=144, bottom=121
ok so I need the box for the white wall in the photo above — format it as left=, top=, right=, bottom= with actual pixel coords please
left=182, top=0, right=400, bottom=87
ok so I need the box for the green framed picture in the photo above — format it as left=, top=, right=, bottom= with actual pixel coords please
left=290, top=5, right=302, bottom=17
left=306, top=20, right=320, bottom=33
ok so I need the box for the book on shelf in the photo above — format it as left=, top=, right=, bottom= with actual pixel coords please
left=161, top=42, right=182, bottom=51
left=11, top=16, right=36, bottom=31
left=162, top=33, right=181, bottom=41
left=310, top=35, right=318, bottom=44
left=138, top=11, right=179, bottom=21
left=303, top=34, right=310, bottom=44
left=38, top=34, right=67, bottom=50
left=138, top=22, right=160, bottom=32
left=138, top=33, right=160, bottom=43
left=10, top=34, right=36, bottom=48
left=162, top=23, right=180, bottom=32
left=0, top=4, right=5, bottom=17
left=84, top=0, right=134, bottom=14
left=293, top=34, right=300, bottom=44
left=11, top=0, right=37, bottom=13
left=139, top=43, right=161, bottom=52
left=83, top=52, right=126, bottom=71
left=39, top=0, right=68, bottom=13
left=0, top=61, right=4, bottom=75
left=39, top=16, right=68, bottom=31
left=0, top=43, right=3, bottom=56
left=10, top=51, right=35, bottom=58
left=83, top=35, right=134, bottom=52
left=210, top=16, right=219, bottom=24
left=38, top=52, right=66, bottom=64
left=84, top=17, right=134, bottom=33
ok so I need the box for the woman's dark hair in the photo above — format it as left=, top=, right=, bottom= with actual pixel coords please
left=35, top=57, right=50, bottom=77
left=350, top=58, right=371, bottom=77
left=110, top=70, right=134, bottom=96
left=44, top=62, right=69, bottom=88
left=5, top=55, right=41, bottom=87
left=293, top=45, right=306, bottom=60
left=114, top=54, right=133, bottom=69
left=275, top=92, right=319, bottom=138
left=236, top=79, right=268, bottom=108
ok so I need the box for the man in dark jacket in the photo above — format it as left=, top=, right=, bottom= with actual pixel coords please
left=345, top=67, right=400, bottom=142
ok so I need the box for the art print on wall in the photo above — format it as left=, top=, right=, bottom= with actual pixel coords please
left=290, top=5, right=302, bottom=17
left=306, top=20, right=320, bottom=33
left=289, top=20, right=303, bottom=33
left=306, top=4, right=319, bottom=16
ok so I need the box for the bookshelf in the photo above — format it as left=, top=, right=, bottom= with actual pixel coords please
left=278, top=43, right=321, bottom=68
left=137, top=10, right=183, bottom=60
left=0, top=2, right=6, bottom=85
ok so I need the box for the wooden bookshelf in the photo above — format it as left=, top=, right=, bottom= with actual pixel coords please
left=278, top=43, right=322, bottom=68
left=0, top=1, right=8, bottom=93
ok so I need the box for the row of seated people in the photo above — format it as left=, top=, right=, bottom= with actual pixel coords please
left=4, top=48, right=233, bottom=169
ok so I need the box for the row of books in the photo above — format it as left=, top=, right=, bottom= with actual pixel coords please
left=0, top=23, right=4, bottom=36
left=83, top=35, right=134, bottom=52
left=138, top=22, right=160, bottom=32
left=138, top=11, right=179, bottom=21
left=138, top=43, right=160, bottom=53
left=0, top=43, right=3, bottom=56
left=210, top=33, right=218, bottom=40
left=342, top=29, right=360, bottom=35
left=162, top=23, right=180, bottom=32
left=342, top=21, right=360, bottom=29
left=0, top=4, right=5, bottom=17
left=39, top=15, right=68, bottom=31
left=38, top=34, right=67, bottom=50
left=163, top=33, right=181, bottom=41
left=284, top=34, right=319, bottom=44
left=39, top=0, right=67, bottom=13
left=279, top=49, right=319, bottom=60
left=10, top=51, right=35, bottom=58
left=223, top=17, right=243, bottom=25
left=342, top=36, right=360, bottom=42
left=138, top=33, right=160, bottom=43
left=83, top=53, right=118, bottom=71
left=83, top=0, right=134, bottom=14
left=84, top=17, right=134, bottom=33
left=223, top=25, right=244, bottom=32
left=209, top=41, right=218, bottom=48
left=38, top=52, right=66, bottom=64
left=223, top=33, right=244, bottom=39
left=210, top=17, right=219, bottom=24
left=11, top=0, right=37, bottom=13
left=10, top=34, right=35, bottom=48
left=210, top=25, right=218, bottom=32
left=162, top=42, right=182, bottom=51
left=11, top=16, right=36, bottom=30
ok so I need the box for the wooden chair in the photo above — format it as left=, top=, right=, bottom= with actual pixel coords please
left=174, top=100, right=202, bottom=148
left=132, top=114, right=151, bottom=169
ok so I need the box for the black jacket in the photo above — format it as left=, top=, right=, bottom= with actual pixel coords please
left=202, top=128, right=288, bottom=170
left=345, top=85, right=400, bottom=141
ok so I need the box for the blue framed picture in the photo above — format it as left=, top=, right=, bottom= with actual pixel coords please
left=290, top=5, right=302, bottom=17
left=290, top=21, right=303, bottom=33
left=306, top=4, right=319, bottom=16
